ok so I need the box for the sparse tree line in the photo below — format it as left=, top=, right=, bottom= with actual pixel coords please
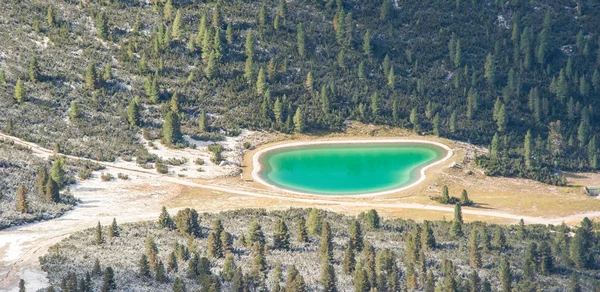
left=38, top=208, right=600, bottom=291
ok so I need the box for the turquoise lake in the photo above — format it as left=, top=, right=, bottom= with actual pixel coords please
left=258, top=143, right=447, bottom=195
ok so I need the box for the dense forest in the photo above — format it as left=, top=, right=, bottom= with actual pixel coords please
left=39, top=208, right=600, bottom=291
left=0, top=0, right=599, bottom=185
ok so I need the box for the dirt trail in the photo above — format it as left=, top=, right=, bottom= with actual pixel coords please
left=1, top=132, right=599, bottom=291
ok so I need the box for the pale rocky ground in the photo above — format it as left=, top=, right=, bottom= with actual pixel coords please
left=1, top=127, right=600, bottom=291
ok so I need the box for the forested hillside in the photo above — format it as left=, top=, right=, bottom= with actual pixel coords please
left=0, top=0, right=599, bottom=184
left=39, top=208, right=600, bottom=291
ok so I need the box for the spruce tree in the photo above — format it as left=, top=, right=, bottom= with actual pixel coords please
left=349, top=220, right=364, bottom=252
left=222, top=254, right=236, bottom=281
left=93, top=259, right=102, bottom=275
left=232, top=267, right=245, bottom=292
left=95, top=12, right=108, bottom=40
left=305, top=72, right=313, bottom=91
left=158, top=206, right=174, bottom=229
left=318, top=221, right=333, bottom=263
left=173, top=277, right=186, bottom=292
left=293, top=108, right=304, bottom=133
left=127, top=100, right=140, bottom=126
left=297, top=216, right=308, bottom=242
left=45, top=178, right=59, bottom=203
left=226, top=23, right=233, bottom=44
left=162, top=111, right=182, bottom=146
left=103, top=63, right=112, bottom=81
left=307, top=208, right=322, bottom=235
left=16, top=185, right=29, bottom=214
left=257, top=67, right=266, bottom=95
left=172, top=10, right=183, bottom=39
left=170, top=91, right=181, bottom=113
left=102, top=267, right=116, bottom=291
left=451, top=203, right=463, bottom=237
left=95, top=221, right=104, bottom=244
left=441, top=185, right=449, bottom=204
left=484, top=53, right=495, bottom=85
left=139, top=254, right=151, bottom=278
left=468, top=231, right=482, bottom=269
left=14, top=78, right=24, bottom=104
left=320, top=259, right=337, bottom=292
left=499, top=256, right=511, bottom=292
left=362, top=30, right=371, bottom=57
left=410, top=108, right=420, bottom=133
left=29, top=57, right=40, bottom=83
left=421, top=221, right=436, bottom=250
left=273, top=219, right=290, bottom=250
left=246, top=220, right=265, bottom=246
left=108, top=218, right=119, bottom=238
left=460, top=190, right=471, bottom=205
left=156, top=260, right=167, bottom=283
left=146, top=235, right=159, bottom=271
left=492, top=227, right=506, bottom=251
left=297, top=23, right=306, bottom=57
left=342, top=244, right=356, bottom=274
left=85, top=63, right=97, bottom=90
left=37, top=166, right=48, bottom=198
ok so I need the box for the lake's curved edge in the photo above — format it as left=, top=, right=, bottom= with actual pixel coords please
left=251, top=139, right=454, bottom=197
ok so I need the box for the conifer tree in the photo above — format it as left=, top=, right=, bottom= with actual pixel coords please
left=29, top=57, right=40, bottom=83
left=307, top=208, right=322, bottom=235
left=226, top=23, right=233, bottom=44
left=484, top=53, right=495, bottom=85
left=127, top=100, right=140, bottom=126
left=172, top=10, right=183, bottom=39
left=387, top=66, right=395, bottom=88
left=305, top=72, right=313, bottom=91
left=232, top=267, right=245, bottom=292
left=496, top=104, right=507, bottom=132
left=170, top=91, right=181, bottom=113
left=102, top=267, right=116, bottom=291
left=47, top=6, right=55, bottom=27
left=257, top=67, right=266, bottom=95
left=421, top=221, right=436, bottom=250
left=320, top=259, right=337, bottom=292
left=14, top=78, right=24, bottom=104
left=273, top=219, right=290, bottom=250
left=162, top=111, right=182, bottom=146
left=156, top=260, right=167, bottom=283
left=108, top=218, right=119, bottom=238
left=95, top=12, right=108, bottom=40
left=293, top=108, right=305, bottom=133
left=158, top=206, right=174, bottom=229
left=451, top=204, right=463, bottom=237
left=362, top=30, right=371, bottom=57
left=348, top=220, right=363, bottom=252
left=469, top=231, right=482, bottom=269
left=146, top=235, right=159, bottom=271
left=441, top=185, right=449, bottom=204
left=68, top=102, right=82, bottom=120
left=342, top=244, right=355, bottom=274
left=95, top=221, right=104, bottom=244
left=222, top=254, right=236, bottom=281
left=297, top=23, right=306, bottom=57
left=577, top=107, right=590, bottom=147
left=139, top=254, right=151, bottom=278
left=244, top=56, right=254, bottom=85
left=296, top=216, right=308, bottom=243
left=319, top=221, right=333, bottom=263
left=85, top=63, right=97, bottom=90
left=45, top=178, right=59, bottom=203
left=16, top=185, right=29, bottom=214
left=499, top=256, right=511, bottom=292
left=205, top=51, right=218, bottom=79
left=492, top=227, right=506, bottom=250
left=167, top=250, right=178, bottom=273
left=173, top=277, right=185, bottom=292
left=410, top=108, right=420, bottom=133
left=460, top=190, right=471, bottom=205
left=353, top=266, right=370, bottom=292
left=37, top=166, right=48, bottom=198
left=246, top=220, right=265, bottom=246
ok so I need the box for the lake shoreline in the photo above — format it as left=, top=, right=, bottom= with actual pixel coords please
left=251, top=139, right=453, bottom=197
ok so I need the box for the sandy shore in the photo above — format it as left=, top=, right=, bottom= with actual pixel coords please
left=251, top=139, right=453, bottom=197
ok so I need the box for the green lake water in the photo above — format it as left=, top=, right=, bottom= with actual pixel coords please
left=259, top=143, right=446, bottom=195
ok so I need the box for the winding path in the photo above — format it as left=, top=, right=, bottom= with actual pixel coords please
left=1, top=132, right=599, bottom=291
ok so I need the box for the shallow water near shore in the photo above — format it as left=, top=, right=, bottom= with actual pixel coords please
left=259, top=143, right=447, bottom=195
